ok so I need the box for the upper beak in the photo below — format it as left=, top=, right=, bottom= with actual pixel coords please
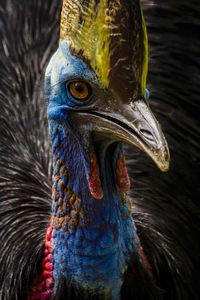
left=71, top=99, right=170, bottom=172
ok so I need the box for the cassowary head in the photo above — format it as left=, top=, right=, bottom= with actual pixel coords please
left=46, top=0, right=169, bottom=175
left=44, top=0, right=170, bottom=298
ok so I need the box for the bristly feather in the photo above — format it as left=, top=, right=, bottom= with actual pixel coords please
left=0, top=0, right=200, bottom=300
left=0, top=1, right=61, bottom=299
left=127, top=1, right=200, bottom=299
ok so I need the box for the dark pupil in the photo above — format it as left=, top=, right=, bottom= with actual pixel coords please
left=75, top=83, right=85, bottom=93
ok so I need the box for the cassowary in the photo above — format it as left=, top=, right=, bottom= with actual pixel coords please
left=0, top=0, right=199, bottom=300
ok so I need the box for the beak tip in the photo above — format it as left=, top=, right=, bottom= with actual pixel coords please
left=160, top=163, right=170, bottom=172
left=156, top=145, right=170, bottom=172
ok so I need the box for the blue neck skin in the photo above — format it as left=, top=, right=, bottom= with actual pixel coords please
left=46, top=42, right=140, bottom=299
left=50, top=121, right=139, bottom=299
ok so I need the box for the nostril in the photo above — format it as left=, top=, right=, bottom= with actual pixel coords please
left=140, top=129, right=155, bottom=142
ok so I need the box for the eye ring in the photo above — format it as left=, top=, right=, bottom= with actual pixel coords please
left=68, top=80, right=92, bottom=101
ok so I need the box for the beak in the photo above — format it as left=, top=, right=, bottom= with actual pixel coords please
left=71, top=99, right=170, bottom=172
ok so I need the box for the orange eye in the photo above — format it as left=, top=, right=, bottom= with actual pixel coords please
left=68, top=81, right=91, bottom=101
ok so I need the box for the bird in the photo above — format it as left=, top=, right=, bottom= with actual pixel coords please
left=0, top=0, right=199, bottom=300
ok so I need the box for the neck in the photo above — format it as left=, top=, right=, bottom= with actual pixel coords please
left=50, top=121, right=139, bottom=299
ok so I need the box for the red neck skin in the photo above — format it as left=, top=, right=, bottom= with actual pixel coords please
left=27, top=224, right=54, bottom=300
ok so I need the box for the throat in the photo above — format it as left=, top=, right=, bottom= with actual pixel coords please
left=50, top=123, right=139, bottom=299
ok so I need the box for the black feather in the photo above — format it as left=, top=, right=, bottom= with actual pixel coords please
left=0, top=1, right=61, bottom=299
left=126, top=1, right=200, bottom=299
left=0, top=0, right=200, bottom=300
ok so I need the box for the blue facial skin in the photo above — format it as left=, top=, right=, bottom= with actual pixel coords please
left=45, top=42, right=140, bottom=299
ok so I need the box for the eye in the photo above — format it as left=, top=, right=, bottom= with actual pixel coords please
left=68, top=81, right=92, bottom=101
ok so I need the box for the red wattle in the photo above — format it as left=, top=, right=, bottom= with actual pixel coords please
left=88, top=146, right=103, bottom=200
left=116, top=153, right=131, bottom=193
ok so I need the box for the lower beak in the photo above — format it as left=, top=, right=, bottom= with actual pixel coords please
left=71, top=99, right=170, bottom=172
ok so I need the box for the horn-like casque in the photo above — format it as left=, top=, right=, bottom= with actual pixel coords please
left=60, top=0, right=148, bottom=100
